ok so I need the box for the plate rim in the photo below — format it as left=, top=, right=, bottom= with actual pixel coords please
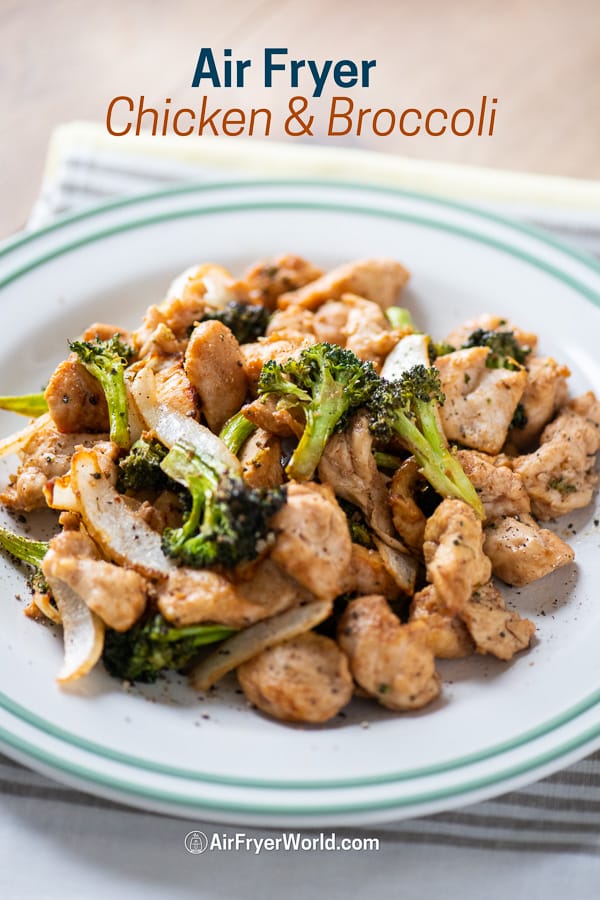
left=1, top=179, right=599, bottom=817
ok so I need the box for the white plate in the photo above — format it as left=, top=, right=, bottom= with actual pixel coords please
left=0, top=181, right=599, bottom=826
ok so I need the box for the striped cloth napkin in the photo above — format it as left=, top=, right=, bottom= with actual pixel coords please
left=2, top=124, right=600, bottom=899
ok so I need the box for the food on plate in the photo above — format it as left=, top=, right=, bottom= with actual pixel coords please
left=0, top=255, right=597, bottom=725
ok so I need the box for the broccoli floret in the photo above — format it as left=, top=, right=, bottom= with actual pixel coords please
left=102, top=613, right=236, bottom=683
left=339, top=499, right=374, bottom=549
left=201, top=301, right=270, bottom=344
left=368, top=365, right=484, bottom=518
left=461, top=328, right=530, bottom=370
left=118, top=437, right=169, bottom=492
left=219, top=411, right=257, bottom=455
left=160, top=441, right=286, bottom=568
left=385, top=307, right=417, bottom=331
left=428, top=341, right=456, bottom=362
left=69, top=335, right=134, bottom=447
left=510, top=402, right=528, bottom=430
left=257, top=342, right=378, bottom=481
left=0, top=524, right=49, bottom=595
left=0, top=393, right=48, bottom=417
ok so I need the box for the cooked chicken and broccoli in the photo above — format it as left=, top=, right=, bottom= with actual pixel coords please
left=0, top=255, right=597, bottom=724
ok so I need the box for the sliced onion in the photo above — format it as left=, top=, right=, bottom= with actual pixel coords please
left=130, top=367, right=241, bottom=475
left=45, top=574, right=105, bottom=683
left=189, top=600, right=332, bottom=692
left=381, top=333, right=430, bottom=381
left=373, top=536, right=417, bottom=595
left=0, top=413, right=51, bottom=459
left=32, top=590, right=62, bottom=625
left=70, top=448, right=173, bottom=578
left=44, top=472, right=80, bottom=513
left=124, top=371, right=144, bottom=444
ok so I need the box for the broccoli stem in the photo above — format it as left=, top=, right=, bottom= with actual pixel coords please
left=0, top=524, right=48, bottom=567
left=385, top=307, right=417, bottom=331
left=69, top=338, right=132, bottom=448
left=286, top=386, right=343, bottom=481
left=0, top=393, right=49, bottom=417
left=390, top=409, right=484, bottom=518
left=219, top=411, right=257, bottom=455
left=374, top=451, right=403, bottom=470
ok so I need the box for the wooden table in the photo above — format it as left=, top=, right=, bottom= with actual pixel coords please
left=1, top=0, right=598, bottom=237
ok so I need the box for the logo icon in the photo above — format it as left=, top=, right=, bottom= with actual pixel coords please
left=184, top=830, right=209, bottom=854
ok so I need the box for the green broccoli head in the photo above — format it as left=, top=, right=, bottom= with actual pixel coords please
left=200, top=302, right=270, bottom=344
left=117, top=437, right=170, bottom=493
left=257, top=342, right=379, bottom=481
left=102, top=613, right=236, bottom=683
left=69, top=334, right=135, bottom=447
left=368, top=365, right=484, bottom=518
left=159, top=441, right=286, bottom=568
left=339, top=499, right=374, bottom=549
left=461, top=328, right=530, bottom=369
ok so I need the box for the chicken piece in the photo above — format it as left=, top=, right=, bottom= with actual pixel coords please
left=340, top=544, right=402, bottom=600
left=81, top=322, right=133, bottom=345
left=184, top=321, right=247, bottom=431
left=389, top=458, right=427, bottom=554
left=41, top=529, right=147, bottom=631
left=239, top=428, right=284, bottom=489
left=241, top=334, right=314, bottom=391
left=318, top=414, right=417, bottom=593
left=237, top=632, right=353, bottom=723
left=153, top=358, right=198, bottom=420
left=242, top=395, right=304, bottom=438
left=456, top=449, right=531, bottom=519
left=45, top=356, right=110, bottom=434
left=459, top=581, right=535, bottom=660
left=270, top=483, right=352, bottom=602
left=266, top=306, right=316, bottom=339
left=423, top=499, right=492, bottom=614
left=134, top=263, right=238, bottom=358
left=509, top=356, right=570, bottom=451
left=409, top=585, right=474, bottom=659
left=338, top=595, right=440, bottom=711
left=512, top=392, right=600, bottom=519
left=0, top=421, right=108, bottom=511
left=278, top=258, right=410, bottom=311
left=312, top=299, right=350, bottom=345
left=444, top=315, right=538, bottom=355
left=435, top=347, right=527, bottom=454
left=234, top=255, right=324, bottom=310
left=340, top=294, right=399, bottom=369
left=483, top=514, right=574, bottom=586
left=157, top=558, right=311, bottom=628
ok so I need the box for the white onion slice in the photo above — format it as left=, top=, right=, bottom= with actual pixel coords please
left=45, top=574, right=104, bottom=683
left=373, top=536, right=417, bottom=595
left=0, top=413, right=51, bottom=459
left=32, top=590, right=62, bottom=625
left=381, top=333, right=430, bottom=381
left=70, top=449, right=173, bottom=578
left=44, top=472, right=80, bottom=513
left=130, top=367, right=241, bottom=474
left=189, top=600, right=332, bottom=692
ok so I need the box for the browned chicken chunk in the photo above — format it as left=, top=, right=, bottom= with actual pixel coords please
left=239, top=428, right=284, bottom=489
left=270, top=483, right=352, bottom=602
left=423, top=499, right=492, bottom=614
left=435, top=347, right=527, bottom=454
left=338, top=595, right=440, bottom=711
left=45, top=356, right=110, bottom=434
left=241, top=334, right=314, bottom=391
left=153, top=358, right=199, bottom=420
left=389, top=457, right=427, bottom=554
left=184, top=320, right=247, bottom=431
left=42, top=529, right=147, bottom=631
left=509, top=356, right=570, bottom=451
left=278, top=258, right=410, bottom=311
left=235, top=255, right=324, bottom=310
left=483, top=514, right=574, bottom=586
left=456, top=449, right=531, bottom=519
left=459, top=581, right=535, bottom=660
left=237, top=632, right=353, bottom=723
left=340, top=544, right=402, bottom=600
left=512, top=392, right=600, bottom=519
left=409, top=585, right=474, bottom=659
left=157, top=558, right=312, bottom=628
